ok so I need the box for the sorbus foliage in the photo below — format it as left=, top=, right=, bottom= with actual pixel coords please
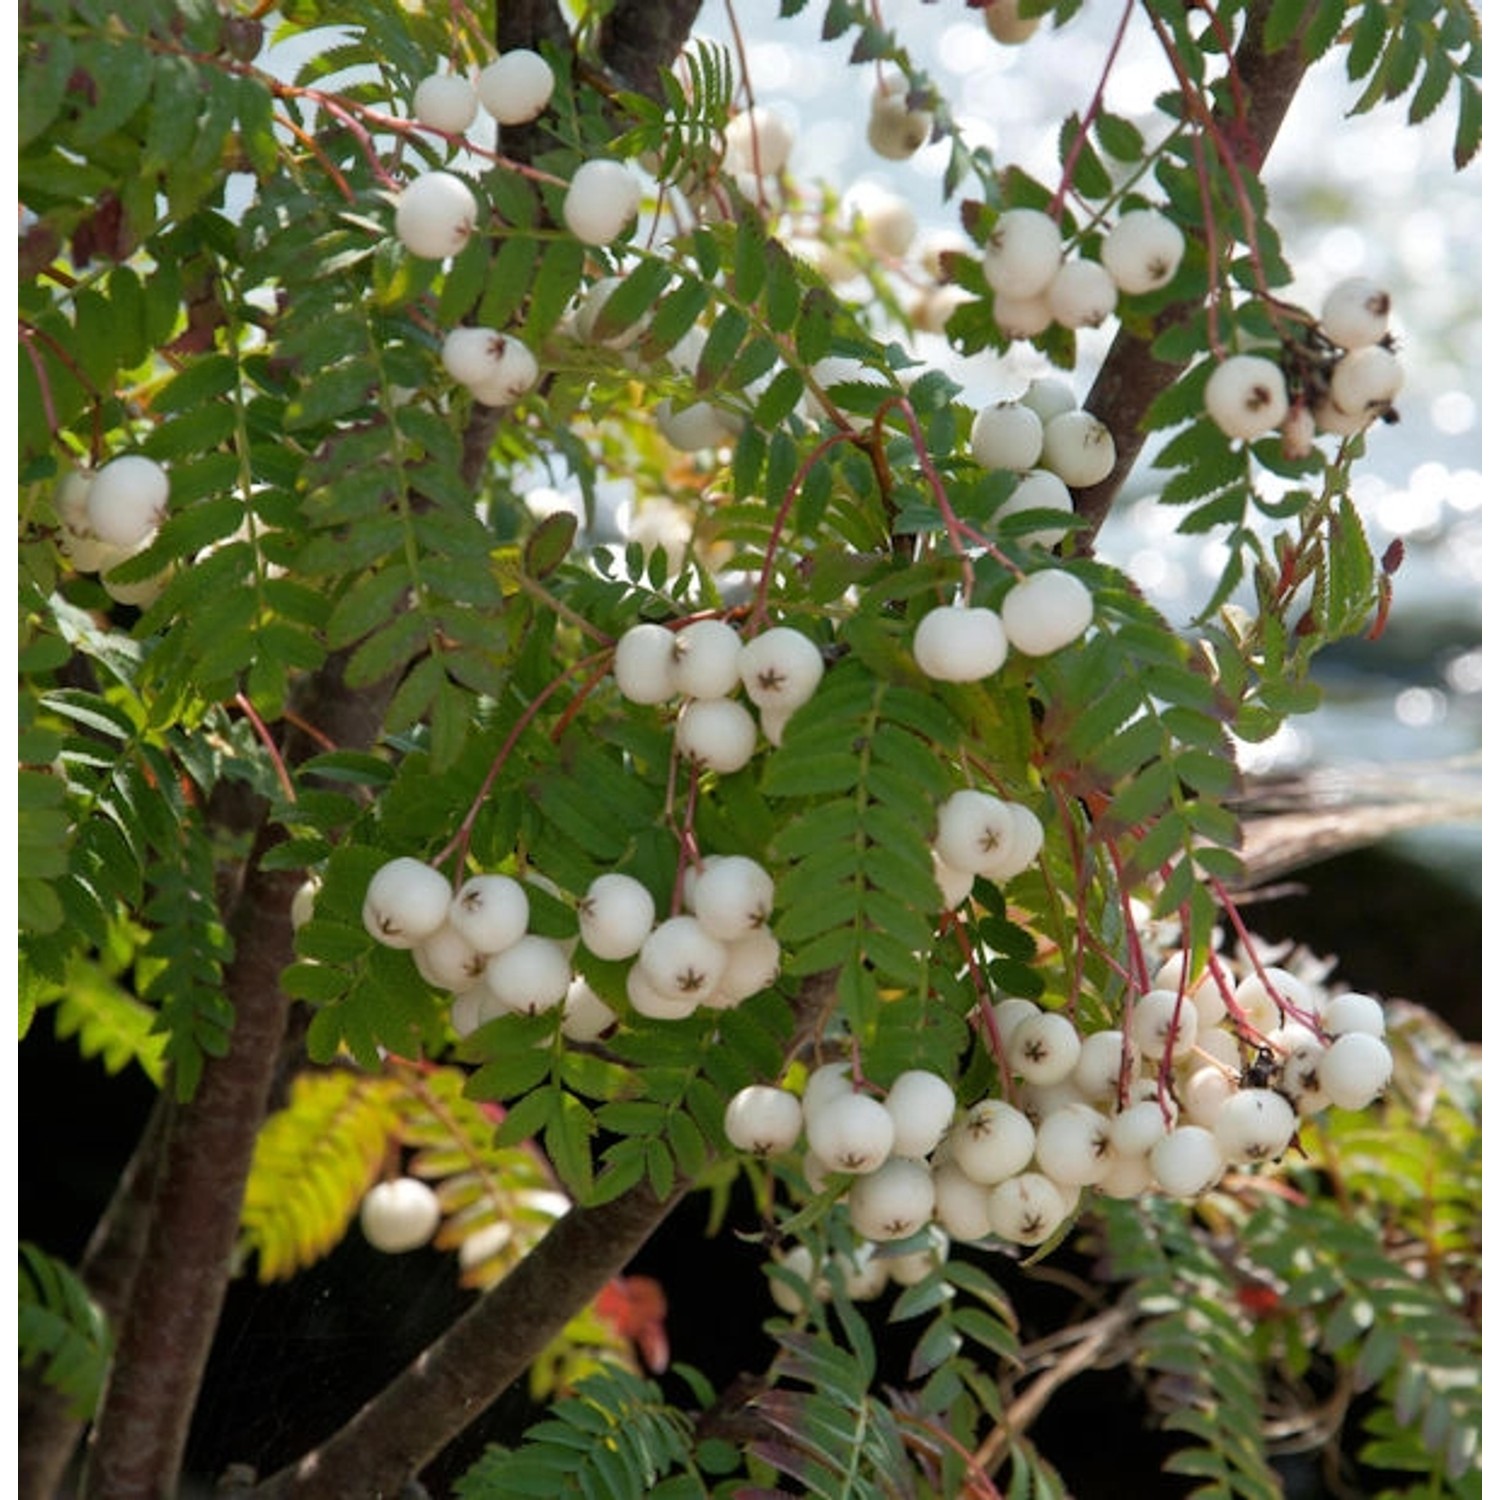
left=18, top=3, right=1480, bottom=1498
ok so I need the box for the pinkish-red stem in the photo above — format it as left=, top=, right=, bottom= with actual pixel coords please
left=1049, top=0, right=1137, bottom=217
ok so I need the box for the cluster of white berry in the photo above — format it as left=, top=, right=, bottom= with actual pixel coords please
left=731, top=942, right=1397, bottom=1304
left=614, top=619, right=826, bottom=758
left=410, top=47, right=555, bottom=136
left=1204, top=276, right=1403, bottom=448
left=982, top=205, right=1187, bottom=341
left=359, top=842, right=789, bottom=1036
left=54, top=456, right=172, bottom=606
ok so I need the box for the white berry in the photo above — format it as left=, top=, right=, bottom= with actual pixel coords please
left=1101, top=209, right=1186, bottom=295
left=395, top=170, right=478, bottom=260
left=360, top=1177, right=441, bottom=1253
left=883, top=1070, right=957, bottom=1160
left=1130, top=988, right=1198, bottom=1063
left=614, top=623, right=678, bottom=705
left=971, top=402, right=1044, bottom=472
left=413, top=73, right=478, bottom=134
left=988, top=1172, right=1068, bottom=1245
left=933, top=1162, right=996, bottom=1242
left=913, top=604, right=1009, bottom=683
left=1001, top=570, right=1093, bottom=656
left=1322, top=991, right=1386, bottom=1038
left=1150, top=1125, right=1226, bottom=1197
left=805, top=1091, right=896, bottom=1175
left=676, top=697, right=758, bottom=774
left=934, top=788, right=1017, bottom=877
left=626, top=960, right=700, bottom=1020
left=363, top=857, right=452, bottom=949
left=723, top=106, right=795, bottom=177
left=712, top=927, right=782, bottom=1006
left=739, top=628, right=824, bottom=712
left=483, top=934, right=572, bottom=1015
left=850, top=184, right=918, bottom=259
left=1011, top=1012, right=1082, bottom=1087
left=1213, top=1087, right=1297, bottom=1164
left=1019, top=378, right=1076, bottom=424
left=724, top=1085, right=804, bottom=1156
left=1204, top=354, right=1288, bottom=441
left=1040, top=410, right=1116, bottom=488
left=866, top=79, right=932, bottom=161
left=563, top=159, right=639, bottom=246
left=983, top=208, right=1063, bottom=299
left=848, top=1157, right=936, bottom=1241
left=1034, top=1103, right=1114, bottom=1186
left=1319, top=1032, right=1393, bottom=1110
left=467, top=336, right=539, bottom=406
left=990, top=288, right=1054, bottom=341
left=638, top=915, right=727, bottom=1002
left=413, top=923, right=487, bottom=992
left=561, top=976, right=618, bottom=1042
left=1047, top=259, right=1118, bottom=329
left=670, top=618, right=743, bottom=699
left=950, top=1097, right=1037, bottom=1185
left=994, top=469, right=1073, bottom=549
left=1320, top=276, right=1391, bottom=350
left=1328, top=345, right=1403, bottom=419
left=1071, top=1029, right=1128, bottom=1102
left=477, top=49, right=555, bottom=125
left=447, top=873, right=529, bottom=954
left=85, top=455, right=169, bottom=548
left=578, top=872, right=657, bottom=961
left=690, top=855, right=774, bottom=942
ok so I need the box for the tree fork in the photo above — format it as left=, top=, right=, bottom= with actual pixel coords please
left=1075, top=0, right=1311, bottom=540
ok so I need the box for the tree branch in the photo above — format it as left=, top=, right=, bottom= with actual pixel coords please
left=1074, top=1, right=1311, bottom=542
left=598, top=0, right=703, bottom=98
left=20, top=1090, right=173, bottom=1499
left=246, top=968, right=837, bottom=1498
left=78, top=828, right=304, bottom=1500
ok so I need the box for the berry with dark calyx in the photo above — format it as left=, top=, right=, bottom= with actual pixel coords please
left=805, top=1091, right=896, bottom=1175
left=670, top=618, right=743, bottom=699
left=949, top=1098, right=1035, bottom=1184
left=466, top=336, right=539, bottom=407
left=1130, top=987, right=1198, bottom=1062
left=476, top=49, right=555, bottom=125
left=988, top=1171, right=1068, bottom=1245
left=1039, top=410, right=1115, bottom=488
left=990, top=288, right=1054, bottom=341
left=847, top=1157, right=936, bottom=1241
left=1034, top=1103, right=1114, bottom=1186
left=1213, top=1087, right=1297, bottom=1164
left=363, top=857, right=453, bottom=949
left=626, top=960, right=700, bottom=1020
left=1328, top=345, right=1404, bottom=421
left=1011, top=1012, right=1082, bottom=1086
left=675, top=697, right=758, bottom=774
left=934, top=788, right=1018, bottom=877
left=448, top=873, right=529, bottom=954
left=1204, top=353, right=1289, bottom=441
left=738, top=626, right=825, bottom=712
left=866, top=77, right=932, bottom=161
left=710, top=927, right=782, bottom=1007
left=723, top=1085, right=803, bottom=1156
left=414, top=923, right=487, bottom=992
left=395, top=171, right=478, bottom=260
left=577, top=872, right=657, bottom=961
left=1101, top=209, right=1186, bottom=295
left=690, top=855, right=774, bottom=942
left=1320, top=276, right=1391, bottom=350
left=85, top=455, right=169, bottom=548
left=638, top=915, right=728, bottom=1003
left=1046, top=259, right=1118, bottom=329
left=360, top=1177, right=442, bottom=1253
